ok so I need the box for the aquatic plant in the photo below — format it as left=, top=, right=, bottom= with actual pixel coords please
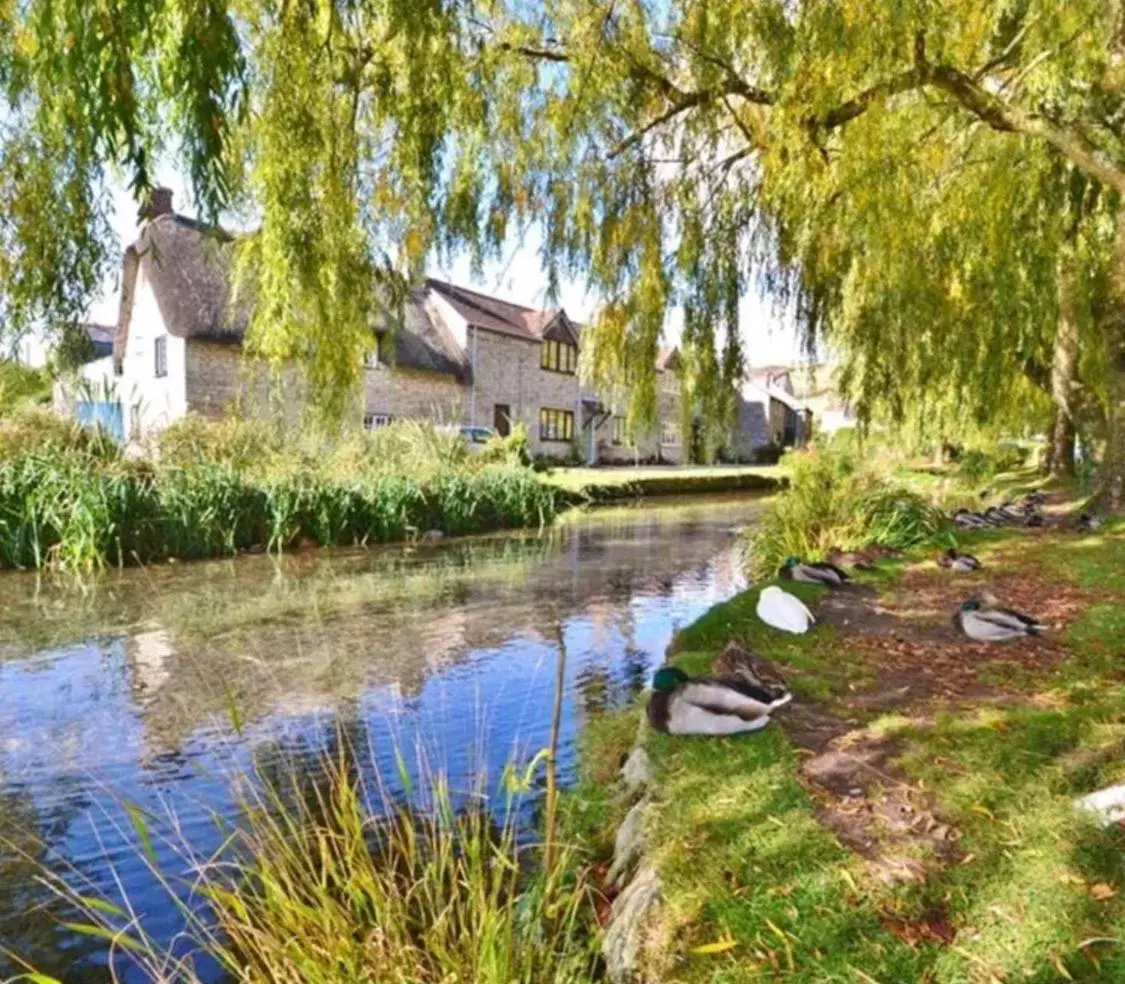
left=745, top=445, right=941, bottom=578
left=0, top=442, right=558, bottom=570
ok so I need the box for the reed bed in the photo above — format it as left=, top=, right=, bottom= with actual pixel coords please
left=0, top=413, right=557, bottom=570
left=744, top=443, right=942, bottom=578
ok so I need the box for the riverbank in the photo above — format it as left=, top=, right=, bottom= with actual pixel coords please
left=582, top=487, right=1125, bottom=982
left=544, top=464, right=781, bottom=502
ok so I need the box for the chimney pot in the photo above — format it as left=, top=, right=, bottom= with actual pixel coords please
left=146, top=187, right=174, bottom=219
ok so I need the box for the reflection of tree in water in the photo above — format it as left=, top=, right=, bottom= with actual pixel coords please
left=620, top=645, right=651, bottom=702
left=575, top=664, right=612, bottom=715
left=0, top=774, right=109, bottom=983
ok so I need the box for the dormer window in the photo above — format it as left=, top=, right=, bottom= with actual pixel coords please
left=541, top=339, right=577, bottom=374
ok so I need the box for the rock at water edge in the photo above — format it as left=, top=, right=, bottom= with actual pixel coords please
left=602, top=867, right=662, bottom=984
left=620, top=746, right=651, bottom=799
left=607, top=797, right=648, bottom=890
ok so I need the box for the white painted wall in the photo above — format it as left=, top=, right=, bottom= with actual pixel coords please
left=118, top=266, right=187, bottom=438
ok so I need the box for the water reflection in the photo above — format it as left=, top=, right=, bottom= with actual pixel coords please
left=0, top=495, right=760, bottom=981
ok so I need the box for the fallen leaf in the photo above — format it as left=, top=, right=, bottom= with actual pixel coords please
left=691, top=937, right=738, bottom=955
left=1090, top=883, right=1116, bottom=901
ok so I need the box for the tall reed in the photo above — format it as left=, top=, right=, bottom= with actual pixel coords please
left=745, top=444, right=942, bottom=578
left=0, top=417, right=559, bottom=570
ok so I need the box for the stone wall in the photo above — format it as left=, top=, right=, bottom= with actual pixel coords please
left=362, top=363, right=467, bottom=424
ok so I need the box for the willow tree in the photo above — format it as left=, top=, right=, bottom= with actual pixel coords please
left=5, top=1, right=1125, bottom=502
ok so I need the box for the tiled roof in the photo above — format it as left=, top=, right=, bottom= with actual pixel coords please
left=424, top=278, right=571, bottom=342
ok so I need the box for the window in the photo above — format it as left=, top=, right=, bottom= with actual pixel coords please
left=363, top=413, right=392, bottom=430
left=661, top=420, right=680, bottom=446
left=539, top=407, right=574, bottom=442
left=540, top=339, right=577, bottom=374
left=154, top=335, right=167, bottom=378
left=612, top=416, right=627, bottom=446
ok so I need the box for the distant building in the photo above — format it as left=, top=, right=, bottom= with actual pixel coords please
left=57, top=189, right=809, bottom=463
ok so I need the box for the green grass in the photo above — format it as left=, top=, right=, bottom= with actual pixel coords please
left=28, top=750, right=600, bottom=984
left=0, top=416, right=560, bottom=570
left=542, top=465, right=780, bottom=501
left=591, top=500, right=1125, bottom=983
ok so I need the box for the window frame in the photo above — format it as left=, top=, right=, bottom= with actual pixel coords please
left=154, top=335, right=168, bottom=378
left=660, top=420, right=680, bottom=446
left=538, top=407, right=575, bottom=442
left=612, top=415, right=627, bottom=446
left=363, top=412, right=393, bottom=431
left=540, top=339, right=578, bottom=375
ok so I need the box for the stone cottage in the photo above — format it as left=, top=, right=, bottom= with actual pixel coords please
left=60, top=190, right=797, bottom=463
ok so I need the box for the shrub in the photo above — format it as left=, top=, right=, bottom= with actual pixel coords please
left=955, top=443, right=1029, bottom=484
left=745, top=445, right=941, bottom=578
left=479, top=422, right=532, bottom=467
left=0, top=406, right=120, bottom=462
left=156, top=415, right=285, bottom=471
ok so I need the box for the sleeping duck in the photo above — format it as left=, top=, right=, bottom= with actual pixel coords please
left=953, top=509, right=991, bottom=530
left=825, top=547, right=878, bottom=571
left=778, top=556, right=851, bottom=586
left=1077, top=513, right=1102, bottom=532
left=937, top=547, right=982, bottom=572
left=954, top=593, right=1042, bottom=641
left=647, top=666, right=792, bottom=736
left=757, top=586, right=816, bottom=634
left=711, top=640, right=790, bottom=699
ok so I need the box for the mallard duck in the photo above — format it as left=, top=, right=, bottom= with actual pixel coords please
left=778, top=556, right=851, bottom=586
left=954, top=594, right=1042, bottom=641
left=711, top=640, right=789, bottom=699
left=647, top=666, right=792, bottom=736
left=999, top=501, right=1029, bottom=521
left=1025, top=512, right=1045, bottom=528
left=826, top=547, right=878, bottom=571
left=953, top=509, right=991, bottom=530
left=937, top=547, right=981, bottom=572
left=1024, top=491, right=1047, bottom=507
left=983, top=506, right=1013, bottom=525
left=1077, top=513, right=1102, bottom=532
left=757, top=586, right=816, bottom=634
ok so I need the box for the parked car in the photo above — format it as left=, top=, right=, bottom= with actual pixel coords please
left=439, top=424, right=497, bottom=451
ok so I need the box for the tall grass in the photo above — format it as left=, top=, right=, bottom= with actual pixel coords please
left=14, top=749, right=599, bottom=984
left=0, top=415, right=559, bottom=570
left=745, top=444, right=942, bottom=578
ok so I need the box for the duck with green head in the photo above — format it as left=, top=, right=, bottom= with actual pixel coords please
left=778, top=556, right=851, bottom=586
left=647, top=666, right=792, bottom=736
left=954, top=592, right=1042, bottom=641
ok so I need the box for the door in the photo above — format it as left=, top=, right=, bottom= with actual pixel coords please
left=493, top=404, right=511, bottom=438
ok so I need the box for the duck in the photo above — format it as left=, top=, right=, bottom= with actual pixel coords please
left=983, top=506, right=1013, bottom=525
left=954, top=593, right=1042, bottom=641
left=1077, top=513, right=1102, bottom=532
left=647, top=665, right=792, bottom=736
left=778, top=556, right=851, bottom=586
left=825, top=547, right=878, bottom=571
left=711, top=640, right=790, bottom=700
left=1024, top=491, right=1047, bottom=507
left=937, top=547, right=982, bottom=572
left=953, top=509, right=991, bottom=530
left=999, top=501, right=1029, bottom=522
left=757, top=585, right=816, bottom=634
left=1024, top=512, right=1046, bottom=528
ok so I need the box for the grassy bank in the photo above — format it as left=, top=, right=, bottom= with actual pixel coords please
left=544, top=464, right=781, bottom=502
left=0, top=412, right=557, bottom=570
left=582, top=484, right=1125, bottom=981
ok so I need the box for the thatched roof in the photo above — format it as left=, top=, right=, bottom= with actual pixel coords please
left=114, top=213, right=466, bottom=378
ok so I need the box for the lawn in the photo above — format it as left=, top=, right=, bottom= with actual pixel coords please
left=586, top=488, right=1125, bottom=982
left=543, top=464, right=782, bottom=500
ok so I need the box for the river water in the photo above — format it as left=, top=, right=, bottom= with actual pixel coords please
left=0, top=495, right=761, bottom=981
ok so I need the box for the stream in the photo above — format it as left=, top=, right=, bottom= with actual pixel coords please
left=0, top=494, right=763, bottom=981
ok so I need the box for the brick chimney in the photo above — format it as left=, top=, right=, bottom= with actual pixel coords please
left=144, top=187, right=174, bottom=220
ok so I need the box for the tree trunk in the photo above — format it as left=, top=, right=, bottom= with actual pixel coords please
left=1048, top=250, right=1081, bottom=477
left=1098, top=210, right=1125, bottom=511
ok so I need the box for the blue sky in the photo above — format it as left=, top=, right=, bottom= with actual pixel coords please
left=89, top=177, right=804, bottom=368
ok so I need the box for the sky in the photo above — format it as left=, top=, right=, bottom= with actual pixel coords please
left=87, top=176, right=805, bottom=369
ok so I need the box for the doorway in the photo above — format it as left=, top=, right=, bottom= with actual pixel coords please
left=493, top=404, right=511, bottom=437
